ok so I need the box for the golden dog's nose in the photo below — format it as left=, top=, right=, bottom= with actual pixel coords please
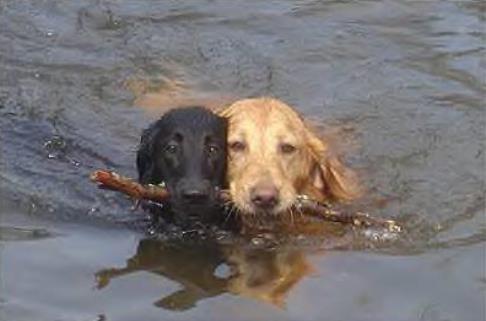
left=250, top=184, right=279, bottom=210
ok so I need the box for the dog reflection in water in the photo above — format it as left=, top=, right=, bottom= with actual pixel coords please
left=95, top=238, right=311, bottom=309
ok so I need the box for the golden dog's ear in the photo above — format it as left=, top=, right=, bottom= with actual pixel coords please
left=306, top=129, right=360, bottom=202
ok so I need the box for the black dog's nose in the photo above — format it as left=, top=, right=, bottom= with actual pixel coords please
left=250, top=184, right=279, bottom=210
left=181, top=188, right=210, bottom=203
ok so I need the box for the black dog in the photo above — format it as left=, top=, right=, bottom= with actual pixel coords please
left=136, top=107, right=227, bottom=226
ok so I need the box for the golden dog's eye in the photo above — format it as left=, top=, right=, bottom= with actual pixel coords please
left=280, top=143, right=296, bottom=154
left=229, top=141, right=246, bottom=152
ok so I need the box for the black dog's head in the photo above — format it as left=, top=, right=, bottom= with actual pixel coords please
left=136, top=107, right=227, bottom=223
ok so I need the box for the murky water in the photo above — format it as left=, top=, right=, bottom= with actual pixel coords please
left=1, top=1, right=485, bottom=320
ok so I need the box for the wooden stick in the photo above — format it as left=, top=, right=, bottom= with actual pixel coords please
left=90, top=170, right=401, bottom=232
left=294, top=195, right=401, bottom=232
left=90, top=170, right=169, bottom=203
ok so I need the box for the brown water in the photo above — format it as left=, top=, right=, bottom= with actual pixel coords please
left=1, top=1, right=485, bottom=320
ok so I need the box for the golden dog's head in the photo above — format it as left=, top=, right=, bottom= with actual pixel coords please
left=220, top=97, right=359, bottom=217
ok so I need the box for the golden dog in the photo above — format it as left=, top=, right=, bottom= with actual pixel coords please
left=220, top=97, right=359, bottom=219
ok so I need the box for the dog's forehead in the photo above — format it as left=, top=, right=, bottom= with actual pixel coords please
left=227, top=106, right=304, bottom=142
left=173, top=114, right=224, bottom=130
left=158, top=108, right=226, bottom=137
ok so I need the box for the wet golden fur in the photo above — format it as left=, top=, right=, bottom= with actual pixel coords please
left=219, top=97, right=359, bottom=217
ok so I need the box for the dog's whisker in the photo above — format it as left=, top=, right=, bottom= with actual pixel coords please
left=249, top=212, right=256, bottom=227
left=223, top=204, right=238, bottom=225
left=294, top=203, right=305, bottom=221
left=289, top=207, right=295, bottom=226
left=252, top=212, right=262, bottom=229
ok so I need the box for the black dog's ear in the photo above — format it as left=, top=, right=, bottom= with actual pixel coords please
left=137, top=124, right=163, bottom=184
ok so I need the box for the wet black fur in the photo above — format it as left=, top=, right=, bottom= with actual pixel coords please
left=136, top=107, right=227, bottom=226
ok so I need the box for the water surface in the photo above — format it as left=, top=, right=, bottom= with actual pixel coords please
left=1, top=1, right=485, bottom=321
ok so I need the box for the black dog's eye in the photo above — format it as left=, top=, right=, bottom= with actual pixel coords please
left=208, top=145, right=219, bottom=154
left=280, top=143, right=296, bottom=154
left=165, top=144, right=178, bottom=154
left=229, top=141, right=246, bottom=152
